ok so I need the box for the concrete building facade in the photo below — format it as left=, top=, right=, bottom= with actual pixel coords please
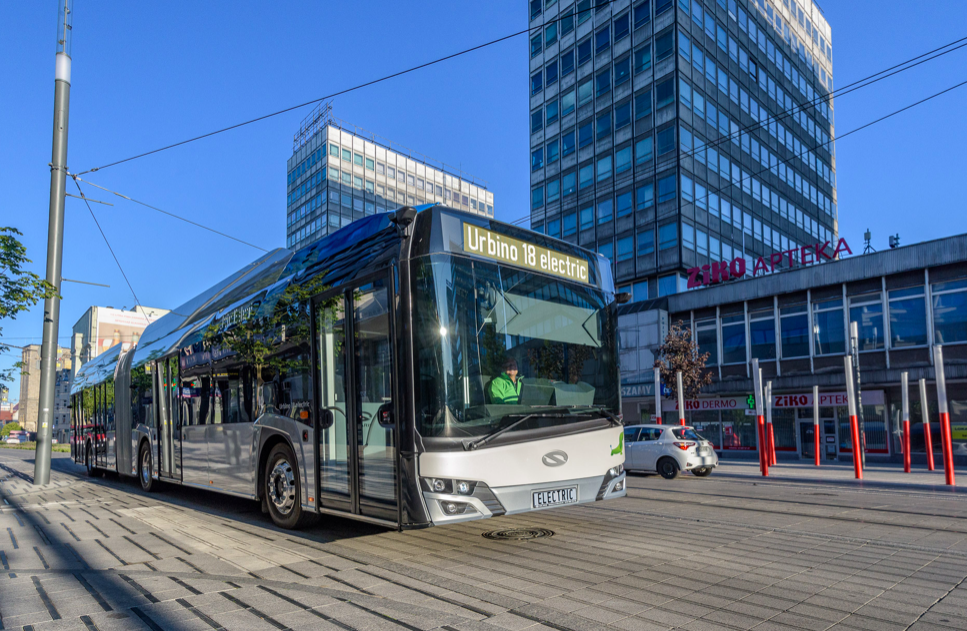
left=527, top=0, right=835, bottom=301
left=286, top=105, right=495, bottom=250
left=17, top=344, right=71, bottom=433
left=71, top=305, right=168, bottom=376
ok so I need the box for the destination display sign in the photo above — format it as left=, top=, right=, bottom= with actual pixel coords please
left=463, top=223, right=589, bottom=284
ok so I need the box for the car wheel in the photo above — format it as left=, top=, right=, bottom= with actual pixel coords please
left=264, top=443, right=311, bottom=530
left=657, top=457, right=679, bottom=480
left=691, top=467, right=712, bottom=477
left=139, top=442, right=156, bottom=492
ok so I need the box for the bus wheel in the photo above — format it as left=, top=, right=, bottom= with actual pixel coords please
left=85, top=445, right=100, bottom=478
left=265, top=443, right=308, bottom=530
left=139, top=442, right=156, bottom=492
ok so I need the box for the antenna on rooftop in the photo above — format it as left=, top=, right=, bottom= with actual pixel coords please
left=889, top=234, right=900, bottom=249
left=863, top=229, right=875, bottom=254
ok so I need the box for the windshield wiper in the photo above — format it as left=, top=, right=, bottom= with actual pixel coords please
left=558, top=405, right=623, bottom=427
left=464, top=413, right=560, bottom=451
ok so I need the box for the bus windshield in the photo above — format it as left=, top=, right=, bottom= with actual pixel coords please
left=412, top=255, right=620, bottom=449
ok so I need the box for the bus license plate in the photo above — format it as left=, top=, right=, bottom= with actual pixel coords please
left=532, top=487, right=578, bottom=509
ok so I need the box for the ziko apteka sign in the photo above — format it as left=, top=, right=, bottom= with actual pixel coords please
left=463, top=222, right=590, bottom=284
left=687, top=238, right=853, bottom=289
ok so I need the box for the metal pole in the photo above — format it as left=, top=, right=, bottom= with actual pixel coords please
left=813, top=385, right=820, bottom=466
left=919, top=378, right=935, bottom=471
left=934, top=346, right=955, bottom=485
left=849, top=321, right=867, bottom=467
left=752, top=359, right=767, bottom=476
left=34, top=0, right=73, bottom=486
left=844, top=355, right=862, bottom=480
left=901, top=372, right=910, bottom=473
left=654, top=369, right=662, bottom=424
left=676, top=371, right=685, bottom=425
left=766, top=381, right=776, bottom=466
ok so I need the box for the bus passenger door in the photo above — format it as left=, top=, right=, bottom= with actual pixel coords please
left=158, top=357, right=182, bottom=480
left=352, top=279, right=398, bottom=522
left=315, top=293, right=353, bottom=514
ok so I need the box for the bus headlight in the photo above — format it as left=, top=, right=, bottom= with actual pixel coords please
left=421, top=478, right=478, bottom=495
left=442, top=501, right=476, bottom=515
left=456, top=481, right=472, bottom=495
left=430, top=478, right=448, bottom=493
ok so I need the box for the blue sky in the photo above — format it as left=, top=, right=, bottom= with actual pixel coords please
left=2, top=0, right=966, bottom=401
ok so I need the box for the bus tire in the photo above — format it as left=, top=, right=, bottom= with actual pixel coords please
left=139, top=442, right=156, bottom=492
left=85, top=444, right=101, bottom=478
left=657, top=457, right=679, bottom=480
left=264, top=443, right=309, bottom=530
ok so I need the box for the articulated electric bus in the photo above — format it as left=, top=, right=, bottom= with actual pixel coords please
left=70, top=206, right=626, bottom=529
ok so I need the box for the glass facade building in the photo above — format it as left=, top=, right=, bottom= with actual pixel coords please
left=527, top=0, right=835, bottom=301
left=286, top=107, right=494, bottom=250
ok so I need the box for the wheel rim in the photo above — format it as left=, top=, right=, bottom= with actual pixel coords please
left=662, top=461, right=674, bottom=475
left=267, top=458, right=296, bottom=516
left=141, top=450, right=151, bottom=485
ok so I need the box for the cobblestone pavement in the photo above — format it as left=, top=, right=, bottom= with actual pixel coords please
left=1, top=451, right=966, bottom=631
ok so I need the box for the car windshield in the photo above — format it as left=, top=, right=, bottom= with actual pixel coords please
left=672, top=428, right=707, bottom=441
left=412, top=254, right=619, bottom=449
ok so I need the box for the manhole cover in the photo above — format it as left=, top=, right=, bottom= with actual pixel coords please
left=482, top=528, right=554, bottom=541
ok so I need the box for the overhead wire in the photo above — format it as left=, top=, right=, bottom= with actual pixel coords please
left=77, top=0, right=624, bottom=176
left=69, top=175, right=269, bottom=252
left=70, top=178, right=151, bottom=325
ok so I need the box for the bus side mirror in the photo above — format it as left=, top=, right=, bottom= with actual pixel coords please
left=616, top=292, right=632, bottom=304
left=320, top=408, right=334, bottom=429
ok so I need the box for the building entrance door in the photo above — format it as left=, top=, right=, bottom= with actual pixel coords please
left=799, top=422, right=816, bottom=460
left=822, top=418, right=838, bottom=461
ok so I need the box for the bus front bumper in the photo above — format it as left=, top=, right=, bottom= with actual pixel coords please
left=424, top=469, right=627, bottom=525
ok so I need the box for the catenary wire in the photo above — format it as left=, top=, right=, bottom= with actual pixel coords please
left=510, top=33, right=967, bottom=227
left=516, top=75, right=967, bottom=229
left=76, top=0, right=623, bottom=176
left=71, top=178, right=151, bottom=325
left=69, top=175, right=269, bottom=252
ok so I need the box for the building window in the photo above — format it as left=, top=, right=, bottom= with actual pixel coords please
left=657, top=174, right=677, bottom=203
left=780, top=304, right=809, bottom=358
left=545, top=22, right=558, bottom=46
left=596, top=68, right=611, bottom=97
left=889, top=286, right=927, bottom=348
left=681, top=222, right=694, bottom=250
left=579, top=122, right=593, bottom=148
left=636, top=182, right=654, bottom=209
left=365, top=158, right=375, bottom=171
left=637, top=229, right=654, bottom=256
left=633, top=0, right=651, bottom=29
left=615, top=146, right=632, bottom=173
left=578, top=78, right=593, bottom=105
left=597, top=199, right=613, bottom=224
left=656, top=126, right=675, bottom=155
left=577, top=37, right=592, bottom=65
left=597, top=155, right=612, bottom=181
left=562, top=48, right=575, bottom=76
left=635, top=89, right=652, bottom=120
left=616, top=191, right=632, bottom=217
left=330, top=144, right=339, bottom=157
left=655, top=0, right=673, bottom=14
left=562, top=91, right=575, bottom=116
left=562, top=130, right=576, bottom=155
left=615, top=56, right=630, bottom=87
left=634, top=44, right=652, bottom=74
left=547, top=60, right=559, bottom=85
left=354, top=153, right=363, bottom=166
left=657, top=274, right=679, bottom=297
left=721, top=314, right=746, bottom=364
left=655, top=78, right=675, bottom=109
left=849, top=293, right=885, bottom=351
left=655, top=30, right=674, bottom=62
left=658, top=222, right=677, bottom=250
left=636, top=136, right=653, bottom=163
left=580, top=205, right=594, bottom=230
left=595, top=26, right=610, bottom=54
left=530, top=0, right=542, bottom=20
left=561, top=7, right=575, bottom=34
left=547, top=179, right=560, bottom=202
left=813, top=298, right=846, bottom=355
left=617, top=235, right=634, bottom=262
left=547, top=139, right=560, bottom=163
left=342, top=148, right=351, bottom=162
left=532, top=186, right=544, bottom=209
left=531, top=70, right=543, bottom=95
left=563, top=212, right=577, bottom=236
left=532, top=147, right=544, bottom=171
left=579, top=164, right=594, bottom=189
left=933, top=278, right=967, bottom=345
left=749, top=308, right=776, bottom=360
left=547, top=219, right=562, bottom=238
left=546, top=101, right=559, bottom=125
left=599, top=241, right=614, bottom=263
left=596, top=111, right=611, bottom=140
left=562, top=171, right=576, bottom=195
left=531, top=108, right=543, bottom=133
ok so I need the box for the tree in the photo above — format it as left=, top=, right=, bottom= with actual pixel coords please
left=1, top=227, right=58, bottom=383
left=654, top=320, right=713, bottom=402
left=1, top=421, right=22, bottom=438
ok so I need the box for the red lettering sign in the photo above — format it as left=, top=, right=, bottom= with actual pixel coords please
left=686, top=239, right=852, bottom=289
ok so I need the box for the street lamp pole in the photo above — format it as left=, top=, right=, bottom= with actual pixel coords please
left=34, top=0, right=73, bottom=486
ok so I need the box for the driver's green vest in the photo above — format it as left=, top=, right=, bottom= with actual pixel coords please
left=488, top=373, right=522, bottom=404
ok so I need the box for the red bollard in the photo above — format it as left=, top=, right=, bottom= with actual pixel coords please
left=844, top=356, right=863, bottom=480
left=654, top=370, right=662, bottom=425
left=920, top=378, right=935, bottom=471
left=676, top=371, right=686, bottom=426
left=901, top=372, right=911, bottom=473
left=813, top=385, right=821, bottom=467
left=903, top=420, right=911, bottom=473
left=752, top=359, right=768, bottom=476
left=935, top=346, right=955, bottom=486
left=765, top=381, right=777, bottom=467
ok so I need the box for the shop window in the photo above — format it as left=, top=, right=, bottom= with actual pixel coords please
left=849, top=293, right=885, bottom=351
left=780, top=304, right=809, bottom=358
left=889, top=286, right=927, bottom=348
left=932, top=278, right=967, bottom=345
left=749, top=308, right=776, bottom=360
left=721, top=314, right=746, bottom=364
left=813, top=298, right=845, bottom=355
left=721, top=409, right=756, bottom=450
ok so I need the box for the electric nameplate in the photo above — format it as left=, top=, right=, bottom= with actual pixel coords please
left=463, top=223, right=590, bottom=284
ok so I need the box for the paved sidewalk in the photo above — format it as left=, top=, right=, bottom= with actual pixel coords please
left=2, top=450, right=967, bottom=631
left=714, top=458, right=963, bottom=490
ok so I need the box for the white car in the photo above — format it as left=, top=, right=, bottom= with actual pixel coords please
left=623, top=424, right=719, bottom=479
